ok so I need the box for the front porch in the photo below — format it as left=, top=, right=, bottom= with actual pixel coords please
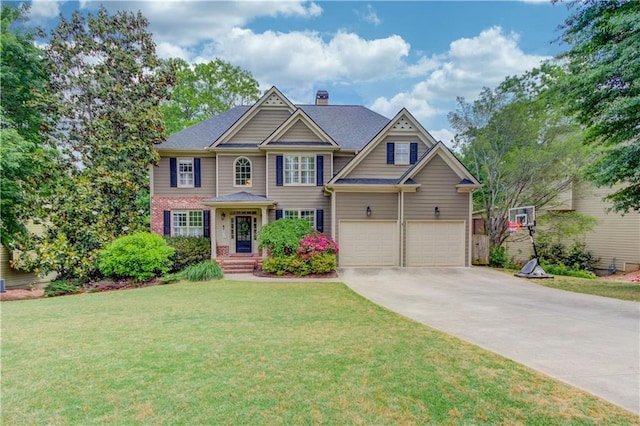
left=200, top=191, right=276, bottom=262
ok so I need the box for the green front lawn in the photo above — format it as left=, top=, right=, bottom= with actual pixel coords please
left=497, top=268, right=640, bottom=302
left=2, top=281, right=636, bottom=424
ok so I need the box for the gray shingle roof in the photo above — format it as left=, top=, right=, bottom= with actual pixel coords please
left=157, top=106, right=250, bottom=149
left=201, top=191, right=273, bottom=203
left=157, top=104, right=389, bottom=151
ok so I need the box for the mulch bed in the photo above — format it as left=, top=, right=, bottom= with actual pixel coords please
left=252, top=268, right=339, bottom=279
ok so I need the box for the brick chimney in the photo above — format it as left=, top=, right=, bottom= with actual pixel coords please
left=315, top=90, right=329, bottom=105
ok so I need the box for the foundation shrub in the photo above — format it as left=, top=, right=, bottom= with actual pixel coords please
left=98, top=232, right=174, bottom=282
left=165, top=237, right=211, bottom=272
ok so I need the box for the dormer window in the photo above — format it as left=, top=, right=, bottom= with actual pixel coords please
left=234, top=157, right=252, bottom=187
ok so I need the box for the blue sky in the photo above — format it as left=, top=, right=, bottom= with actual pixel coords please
left=25, top=0, right=571, bottom=144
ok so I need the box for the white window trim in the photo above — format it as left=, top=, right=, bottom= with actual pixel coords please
left=394, top=143, right=410, bottom=165
left=233, top=157, right=252, bottom=187
left=284, top=209, right=316, bottom=229
left=177, top=157, right=195, bottom=188
left=171, top=210, right=204, bottom=237
left=284, top=154, right=315, bottom=186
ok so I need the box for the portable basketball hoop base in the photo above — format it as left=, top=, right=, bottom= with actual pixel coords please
left=508, top=206, right=553, bottom=280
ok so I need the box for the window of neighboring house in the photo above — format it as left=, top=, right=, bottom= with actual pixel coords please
left=284, top=155, right=315, bottom=185
left=172, top=210, right=203, bottom=237
left=284, top=209, right=315, bottom=228
left=394, top=143, right=409, bottom=165
left=178, top=158, right=194, bottom=187
left=234, top=157, right=252, bottom=187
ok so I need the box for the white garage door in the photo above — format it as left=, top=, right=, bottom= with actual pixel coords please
left=406, top=221, right=466, bottom=266
left=339, top=220, right=398, bottom=266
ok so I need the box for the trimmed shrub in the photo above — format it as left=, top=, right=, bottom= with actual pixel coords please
left=263, top=255, right=312, bottom=276
left=98, top=232, right=174, bottom=282
left=165, top=236, right=211, bottom=272
left=309, top=253, right=337, bottom=274
left=258, top=219, right=313, bottom=257
left=297, top=232, right=339, bottom=258
left=181, top=261, right=224, bottom=281
left=537, top=241, right=599, bottom=272
left=44, top=279, right=83, bottom=297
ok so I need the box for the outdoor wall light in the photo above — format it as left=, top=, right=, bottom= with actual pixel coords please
left=221, top=213, right=226, bottom=221
left=366, top=206, right=372, bottom=216
left=434, top=206, right=440, bottom=217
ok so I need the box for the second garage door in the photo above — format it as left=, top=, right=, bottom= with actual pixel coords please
left=406, top=221, right=466, bottom=266
left=339, top=220, right=398, bottom=266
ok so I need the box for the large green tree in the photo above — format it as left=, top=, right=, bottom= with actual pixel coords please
left=556, top=0, right=640, bottom=212
left=161, top=58, right=260, bottom=134
left=0, top=4, right=50, bottom=246
left=14, top=7, right=174, bottom=279
left=449, top=65, right=589, bottom=248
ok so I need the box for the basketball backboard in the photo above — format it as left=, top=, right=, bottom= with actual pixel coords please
left=508, top=206, right=536, bottom=227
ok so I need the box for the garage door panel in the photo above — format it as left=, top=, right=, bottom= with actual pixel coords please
left=406, top=221, right=465, bottom=266
left=340, top=221, right=398, bottom=266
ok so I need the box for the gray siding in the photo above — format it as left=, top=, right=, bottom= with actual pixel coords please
left=153, top=156, right=216, bottom=196
left=229, top=109, right=290, bottom=143
left=572, top=183, right=640, bottom=271
left=348, top=137, right=430, bottom=179
left=403, top=154, right=471, bottom=265
left=267, top=153, right=332, bottom=237
left=333, top=155, right=354, bottom=176
left=335, top=192, right=398, bottom=221
left=279, top=121, right=320, bottom=142
left=217, top=155, right=266, bottom=196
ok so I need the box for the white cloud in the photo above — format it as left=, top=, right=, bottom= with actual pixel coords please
left=370, top=92, right=440, bottom=123
left=369, top=26, right=549, bottom=121
left=357, top=4, right=382, bottom=26
left=428, top=128, right=456, bottom=148
left=29, top=0, right=63, bottom=21
left=196, top=29, right=410, bottom=101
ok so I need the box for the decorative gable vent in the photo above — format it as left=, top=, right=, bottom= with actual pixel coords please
left=263, top=93, right=287, bottom=106
left=392, top=117, right=414, bottom=131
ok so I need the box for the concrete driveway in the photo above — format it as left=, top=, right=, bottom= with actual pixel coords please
left=338, top=267, right=640, bottom=414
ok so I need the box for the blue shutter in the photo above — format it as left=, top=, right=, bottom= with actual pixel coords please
left=203, top=210, right=210, bottom=238
left=163, top=211, right=171, bottom=236
left=170, top=158, right=177, bottom=187
left=316, top=209, right=324, bottom=232
left=316, top=155, right=323, bottom=186
left=410, top=142, right=418, bottom=164
left=194, top=158, right=201, bottom=187
left=386, top=143, right=395, bottom=164
left=276, top=209, right=283, bottom=220
left=276, top=155, right=283, bottom=187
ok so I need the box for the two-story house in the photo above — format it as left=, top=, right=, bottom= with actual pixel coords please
left=151, top=87, right=480, bottom=269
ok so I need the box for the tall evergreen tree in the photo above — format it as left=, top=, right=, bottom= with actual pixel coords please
left=14, top=7, right=174, bottom=279
left=556, top=0, right=640, bottom=212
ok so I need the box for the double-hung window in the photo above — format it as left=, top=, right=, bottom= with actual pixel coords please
left=178, top=158, right=194, bottom=187
left=172, top=211, right=203, bottom=237
left=284, top=155, right=315, bottom=185
left=394, top=143, right=410, bottom=165
left=284, top=209, right=316, bottom=228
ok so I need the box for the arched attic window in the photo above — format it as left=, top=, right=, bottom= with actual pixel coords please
left=234, top=157, right=252, bottom=187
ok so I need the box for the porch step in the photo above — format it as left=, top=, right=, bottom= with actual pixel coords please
left=218, top=258, right=263, bottom=274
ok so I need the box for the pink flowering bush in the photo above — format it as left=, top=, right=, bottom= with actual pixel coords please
left=296, top=232, right=339, bottom=259
left=263, top=232, right=339, bottom=276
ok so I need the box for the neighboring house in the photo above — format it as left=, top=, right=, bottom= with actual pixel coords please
left=0, top=221, right=55, bottom=289
left=505, top=183, right=640, bottom=273
left=151, top=87, right=481, bottom=267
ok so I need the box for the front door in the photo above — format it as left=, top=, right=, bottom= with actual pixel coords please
left=235, top=216, right=252, bottom=253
